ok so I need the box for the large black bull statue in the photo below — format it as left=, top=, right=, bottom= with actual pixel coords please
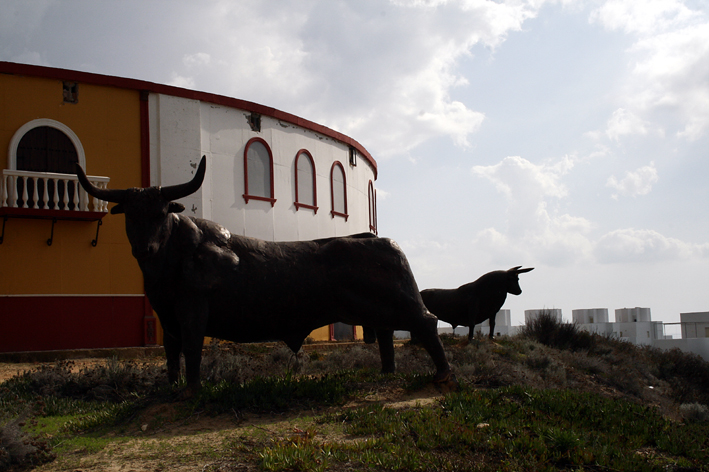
left=76, top=156, right=456, bottom=394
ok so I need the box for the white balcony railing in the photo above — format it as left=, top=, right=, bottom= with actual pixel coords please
left=1, top=169, right=110, bottom=213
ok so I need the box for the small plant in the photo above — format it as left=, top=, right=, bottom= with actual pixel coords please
left=680, top=403, right=709, bottom=423
left=0, top=416, right=55, bottom=471
left=521, top=310, right=596, bottom=351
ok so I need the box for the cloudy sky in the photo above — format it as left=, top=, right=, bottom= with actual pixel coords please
left=3, top=0, right=708, bottom=327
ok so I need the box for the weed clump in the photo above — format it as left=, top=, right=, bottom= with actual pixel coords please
left=0, top=416, right=54, bottom=471
left=520, top=310, right=596, bottom=351
left=648, top=347, right=709, bottom=405
left=680, top=403, right=709, bottom=423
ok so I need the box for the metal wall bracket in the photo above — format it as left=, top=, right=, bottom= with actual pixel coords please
left=47, top=218, right=57, bottom=246
left=0, top=216, right=7, bottom=244
left=91, top=219, right=102, bottom=247
left=0, top=210, right=105, bottom=247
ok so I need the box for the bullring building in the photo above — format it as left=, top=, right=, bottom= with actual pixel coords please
left=0, top=62, right=378, bottom=353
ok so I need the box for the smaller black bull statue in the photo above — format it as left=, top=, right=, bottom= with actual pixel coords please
left=421, top=267, right=534, bottom=341
left=76, top=156, right=457, bottom=395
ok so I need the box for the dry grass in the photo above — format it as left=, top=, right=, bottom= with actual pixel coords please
left=3, top=314, right=709, bottom=470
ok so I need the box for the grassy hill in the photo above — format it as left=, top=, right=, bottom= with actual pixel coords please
left=2, top=313, right=709, bottom=471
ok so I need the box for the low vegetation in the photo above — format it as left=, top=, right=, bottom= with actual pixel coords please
left=2, top=312, right=709, bottom=471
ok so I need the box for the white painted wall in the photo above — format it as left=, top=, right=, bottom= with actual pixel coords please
left=615, top=307, right=652, bottom=323
left=655, top=338, right=709, bottom=361
left=572, top=308, right=609, bottom=324
left=149, top=95, right=376, bottom=242
left=680, top=312, right=709, bottom=338
left=525, top=309, right=563, bottom=324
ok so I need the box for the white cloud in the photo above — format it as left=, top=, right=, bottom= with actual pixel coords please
left=606, top=162, right=658, bottom=198
left=183, top=52, right=211, bottom=68
left=630, top=22, right=709, bottom=140
left=472, top=155, right=593, bottom=266
left=153, top=1, right=548, bottom=158
left=594, top=228, right=709, bottom=263
left=590, top=0, right=709, bottom=140
left=604, top=108, right=648, bottom=140
left=590, top=0, right=699, bottom=35
left=168, top=74, right=196, bottom=89
left=472, top=155, right=572, bottom=201
left=375, top=188, right=391, bottom=200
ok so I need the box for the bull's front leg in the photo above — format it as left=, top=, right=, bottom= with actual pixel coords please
left=176, top=299, right=208, bottom=398
left=163, top=330, right=182, bottom=385
left=488, top=315, right=496, bottom=340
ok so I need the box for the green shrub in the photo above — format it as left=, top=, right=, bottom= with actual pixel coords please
left=521, top=310, right=596, bottom=351
left=680, top=403, right=709, bottom=423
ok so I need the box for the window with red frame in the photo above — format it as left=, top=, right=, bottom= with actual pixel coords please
left=243, top=137, right=276, bottom=206
left=294, top=150, right=318, bottom=213
left=368, top=180, right=377, bottom=234
left=330, top=161, right=348, bottom=220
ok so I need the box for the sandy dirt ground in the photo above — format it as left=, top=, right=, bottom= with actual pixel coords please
left=0, top=359, right=107, bottom=382
left=0, top=357, right=444, bottom=472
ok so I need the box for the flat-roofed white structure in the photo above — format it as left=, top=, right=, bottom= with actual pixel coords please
left=680, top=312, right=709, bottom=338
left=612, top=307, right=662, bottom=346
left=572, top=308, right=609, bottom=324
left=572, top=308, right=614, bottom=336
left=524, top=309, right=563, bottom=324
left=615, top=307, right=652, bottom=323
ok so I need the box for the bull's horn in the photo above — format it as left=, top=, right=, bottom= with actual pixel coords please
left=160, top=156, right=207, bottom=202
left=75, top=164, right=126, bottom=203
left=516, top=267, right=534, bottom=274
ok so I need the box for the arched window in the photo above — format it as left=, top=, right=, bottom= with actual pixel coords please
left=294, top=150, right=317, bottom=213
left=3, top=119, right=92, bottom=211
left=330, top=161, right=348, bottom=220
left=17, top=126, right=78, bottom=173
left=368, top=180, right=377, bottom=234
left=243, top=137, right=276, bottom=206
left=8, top=118, right=86, bottom=170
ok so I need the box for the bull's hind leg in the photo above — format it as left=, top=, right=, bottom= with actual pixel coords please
left=375, top=329, right=396, bottom=373
left=409, top=312, right=458, bottom=393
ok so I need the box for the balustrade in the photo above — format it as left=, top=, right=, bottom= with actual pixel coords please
left=1, top=169, right=109, bottom=213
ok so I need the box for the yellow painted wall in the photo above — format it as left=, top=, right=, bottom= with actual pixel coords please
left=0, top=74, right=143, bottom=295
left=308, top=325, right=364, bottom=342
left=309, top=326, right=331, bottom=342
left=0, top=71, right=366, bottom=347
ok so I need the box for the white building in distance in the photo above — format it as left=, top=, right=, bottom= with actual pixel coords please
left=432, top=307, right=709, bottom=362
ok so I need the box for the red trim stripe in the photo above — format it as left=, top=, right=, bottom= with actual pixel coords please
left=1, top=61, right=377, bottom=178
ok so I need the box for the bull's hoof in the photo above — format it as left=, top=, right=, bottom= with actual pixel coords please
left=178, top=383, right=201, bottom=400
left=433, top=372, right=458, bottom=394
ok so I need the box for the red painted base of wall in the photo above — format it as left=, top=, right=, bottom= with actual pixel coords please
left=0, top=296, right=146, bottom=353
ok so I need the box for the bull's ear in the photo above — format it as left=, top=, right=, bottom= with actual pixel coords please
left=110, top=204, right=125, bottom=214
left=168, top=202, right=185, bottom=213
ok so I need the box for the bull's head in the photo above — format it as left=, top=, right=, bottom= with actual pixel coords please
left=506, top=266, right=534, bottom=295
left=76, top=156, right=207, bottom=261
